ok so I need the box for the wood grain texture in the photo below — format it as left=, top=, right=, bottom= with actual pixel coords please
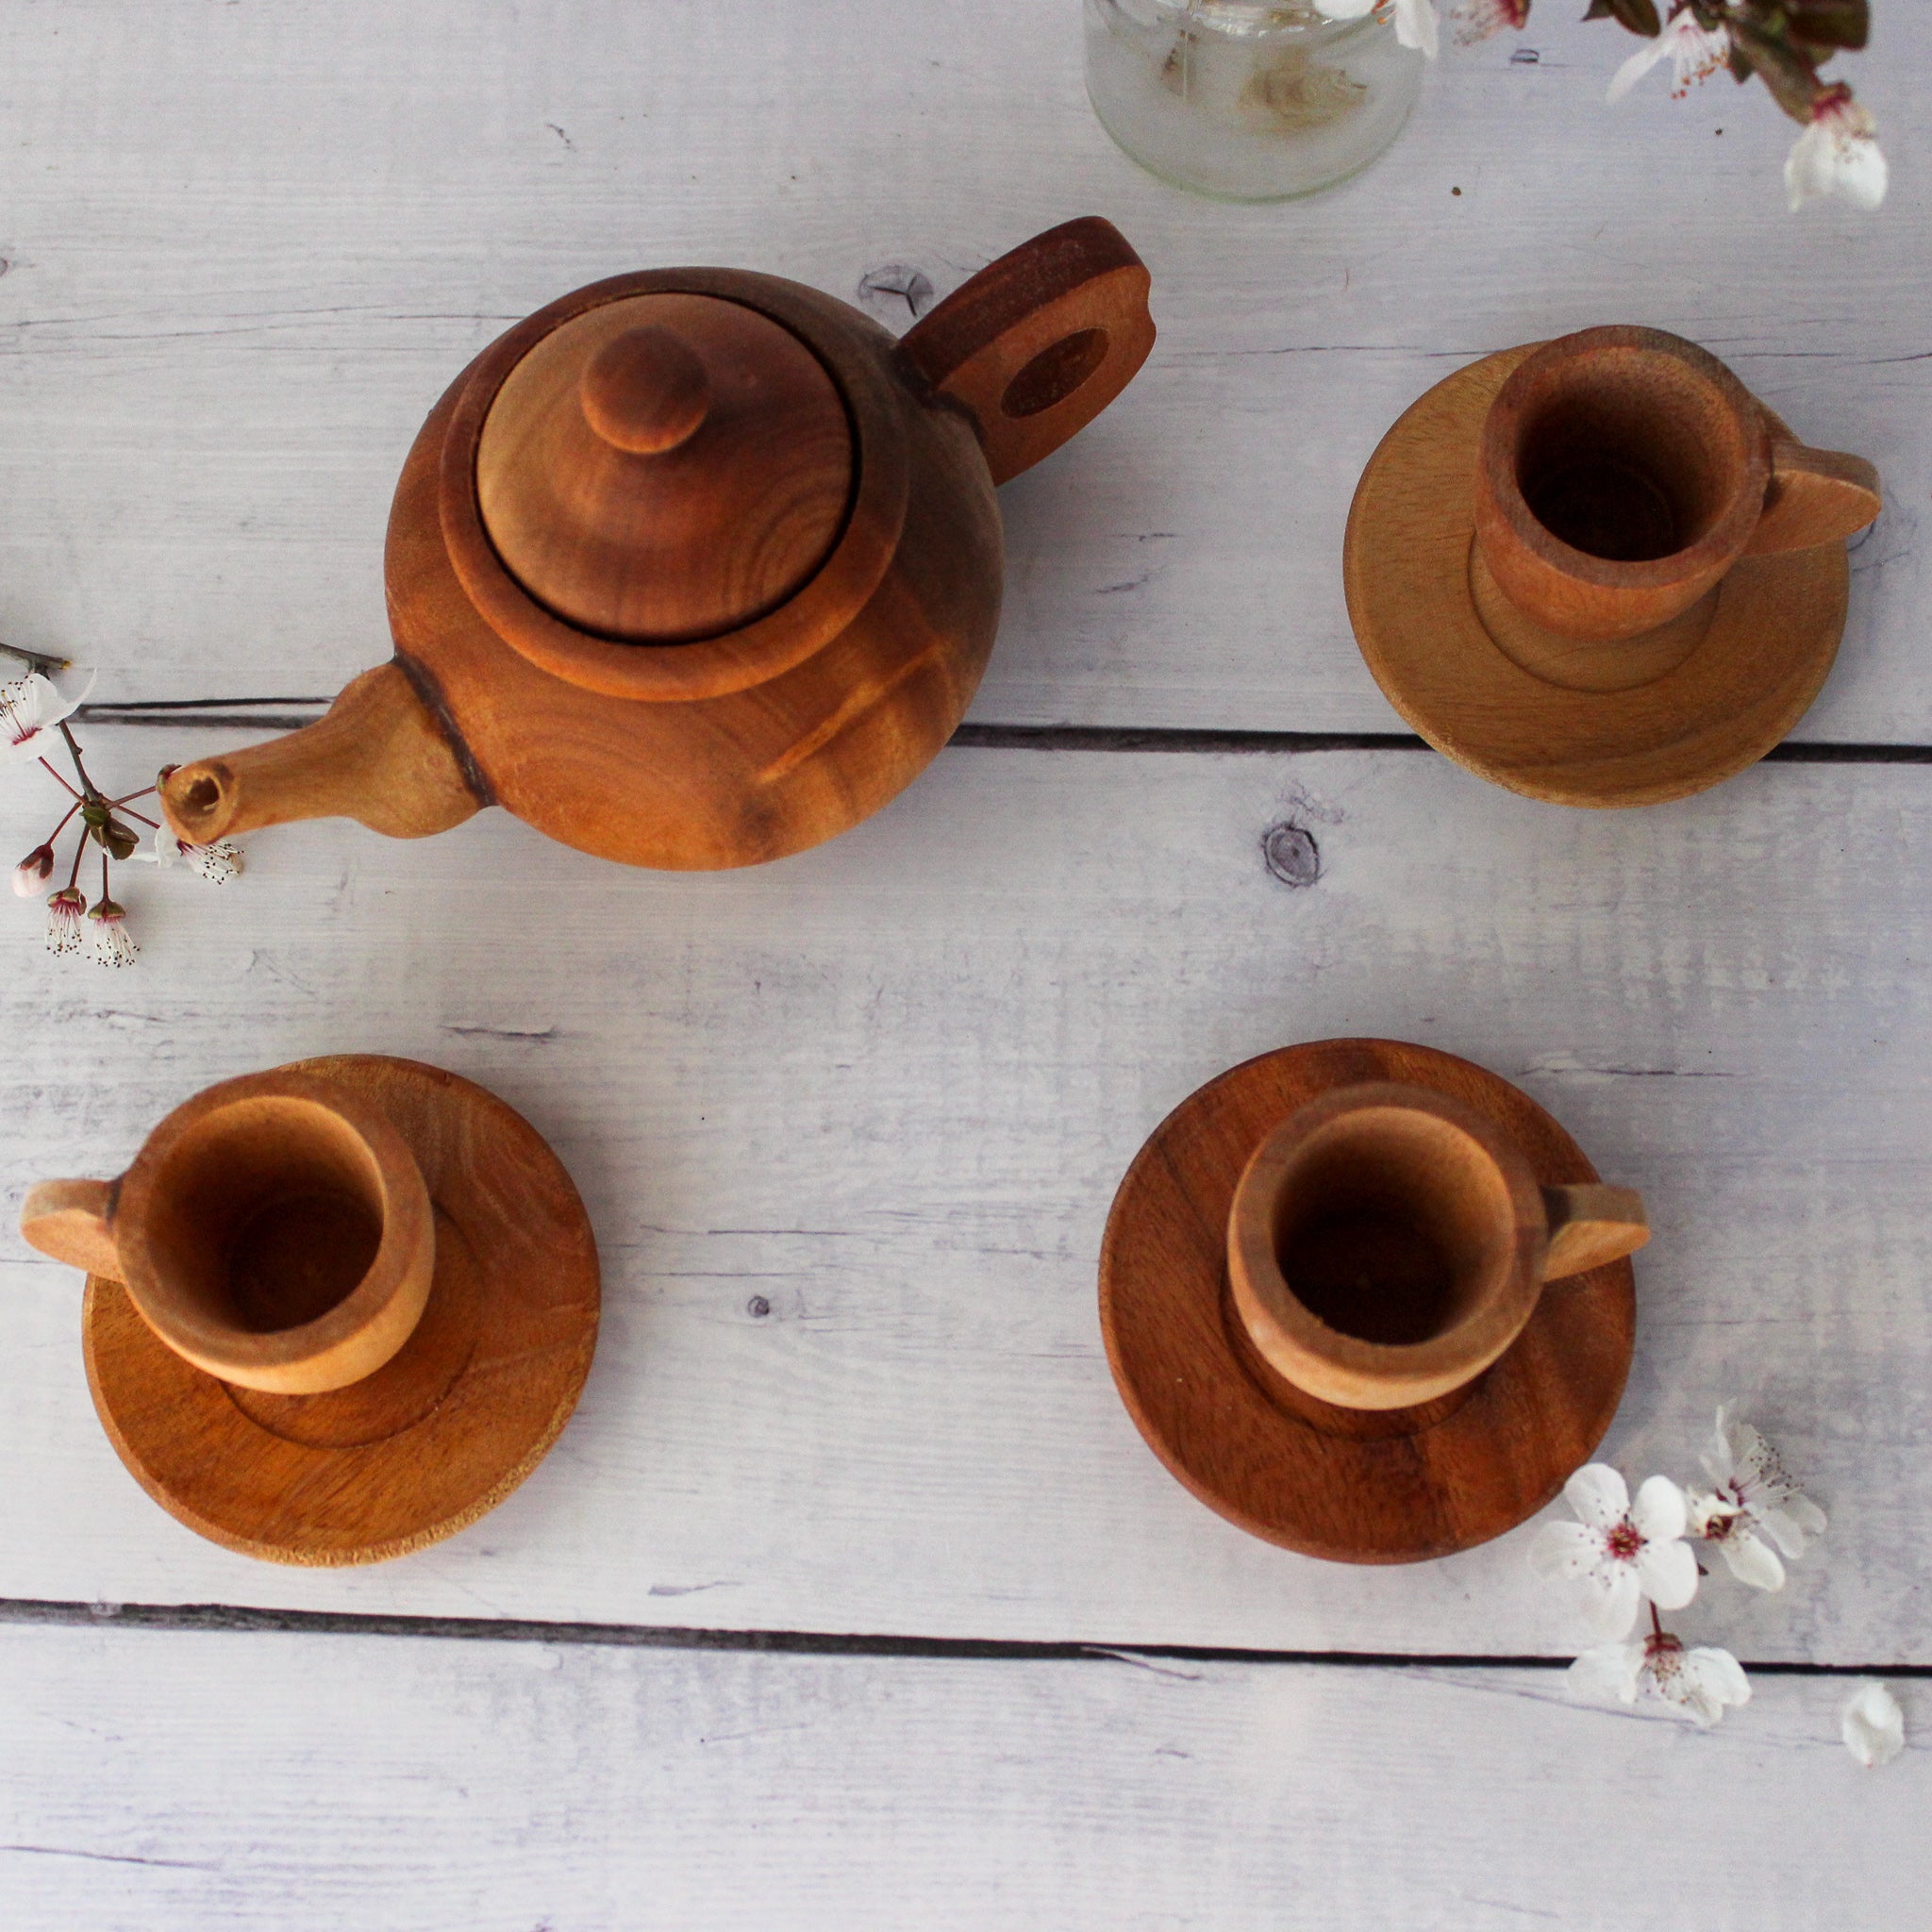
left=5, top=728, right=1931, bottom=1661
left=158, top=264, right=1009, bottom=868
left=475, top=292, right=855, bottom=642
left=1469, top=326, right=1876, bottom=641
left=159, top=221, right=1149, bottom=871
left=155, top=218, right=1149, bottom=873
left=1103, top=1041, right=1635, bottom=1559
left=160, top=664, right=484, bottom=844
left=894, top=215, right=1156, bottom=485
left=0, top=1622, right=1924, bottom=1930
left=34, top=1065, right=440, bottom=1395
left=1346, top=346, right=1848, bottom=807
left=3, top=7, right=1922, bottom=1916
left=0, top=2, right=1920, bottom=740
left=82, top=1056, right=600, bottom=1565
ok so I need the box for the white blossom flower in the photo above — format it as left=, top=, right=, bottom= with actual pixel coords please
left=1569, top=1628, right=1751, bottom=1728
left=1530, top=1464, right=1698, bottom=1639
left=1691, top=1406, right=1826, bottom=1569
left=1606, top=9, right=1730, bottom=104
left=1841, top=1681, right=1905, bottom=1768
left=143, top=819, right=243, bottom=884
left=87, top=895, right=138, bottom=967
left=1786, top=85, right=1888, bottom=213
left=12, top=843, right=54, bottom=897
left=1687, top=1486, right=1788, bottom=1590
left=1314, top=0, right=1439, bottom=59
left=1448, top=0, right=1528, bottom=46
left=0, top=665, right=95, bottom=765
left=44, top=885, right=84, bottom=955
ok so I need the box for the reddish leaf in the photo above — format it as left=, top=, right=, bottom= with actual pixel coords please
left=1786, top=0, right=1869, bottom=52
left=1606, top=0, right=1661, bottom=34
left=1731, top=19, right=1824, bottom=122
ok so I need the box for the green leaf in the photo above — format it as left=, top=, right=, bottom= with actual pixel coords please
left=1583, top=0, right=1616, bottom=16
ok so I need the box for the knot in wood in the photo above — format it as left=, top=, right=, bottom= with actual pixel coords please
left=1261, top=822, right=1320, bottom=889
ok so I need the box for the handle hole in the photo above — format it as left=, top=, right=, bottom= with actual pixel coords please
left=1001, top=327, right=1110, bottom=420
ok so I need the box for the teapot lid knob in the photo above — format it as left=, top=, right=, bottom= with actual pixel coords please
left=474, top=291, right=854, bottom=645
left=578, top=326, right=709, bottom=456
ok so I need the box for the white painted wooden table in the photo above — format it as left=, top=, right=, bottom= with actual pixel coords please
left=1, top=3, right=1925, bottom=1924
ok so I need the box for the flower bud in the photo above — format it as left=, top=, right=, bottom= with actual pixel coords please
left=11, top=843, right=54, bottom=897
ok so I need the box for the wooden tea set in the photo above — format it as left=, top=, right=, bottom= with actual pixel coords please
left=15, top=216, right=1883, bottom=1569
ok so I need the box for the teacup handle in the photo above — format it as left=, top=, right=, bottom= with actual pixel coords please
left=895, top=216, right=1155, bottom=487
left=1541, top=1184, right=1649, bottom=1281
left=1745, top=437, right=1882, bottom=557
left=19, top=1179, right=123, bottom=1281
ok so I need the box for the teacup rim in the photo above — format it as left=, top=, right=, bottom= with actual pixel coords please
left=109, top=1069, right=433, bottom=1381
left=1226, top=1080, right=1547, bottom=1410
left=1476, top=323, right=1772, bottom=593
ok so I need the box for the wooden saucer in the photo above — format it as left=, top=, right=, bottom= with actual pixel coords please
left=1098, top=1040, right=1635, bottom=1564
left=1343, top=346, right=1848, bottom=808
left=83, top=1055, right=599, bottom=1566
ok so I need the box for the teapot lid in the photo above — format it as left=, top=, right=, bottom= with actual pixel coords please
left=475, top=291, right=854, bottom=644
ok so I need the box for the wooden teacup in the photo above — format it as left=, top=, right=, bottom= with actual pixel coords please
left=1227, top=1082, right=1647, bottom=1430
left=20, top=1070, right=435, bottom=1394
left=1474, top=325, right=1880, bottom=652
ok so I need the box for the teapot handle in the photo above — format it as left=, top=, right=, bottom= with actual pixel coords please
left=895, top=216, right=1155, bottom=486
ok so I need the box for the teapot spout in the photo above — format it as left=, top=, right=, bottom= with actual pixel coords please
left=160, top=662, right=485, bottom=844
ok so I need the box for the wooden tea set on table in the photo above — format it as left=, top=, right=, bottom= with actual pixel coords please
left=17, top=216, right=1158, bottom=1562
left=21, top=1058, right=600, bottom=1564
left=14, top=215, right=1888, bottom=1571
left=158, top=216, right=1155, bottom=870
left=1346, top=325, right=1882, bottom=808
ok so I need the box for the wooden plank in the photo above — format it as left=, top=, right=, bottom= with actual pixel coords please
left=2, top=730, right=1925, bottom=1659
left=0, top=1620, right=1921, bottom=1928
left=0, top=2, right=1920, bottom=737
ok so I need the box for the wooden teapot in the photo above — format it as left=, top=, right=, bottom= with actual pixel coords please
left=160, top=218, right=1155, bottom=869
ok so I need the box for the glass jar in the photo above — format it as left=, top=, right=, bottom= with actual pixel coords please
left=1085, top=0, right=1425, bottom=201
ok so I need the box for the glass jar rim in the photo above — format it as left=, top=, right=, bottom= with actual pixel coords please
left=1100, top=0, right=1395, bottom=43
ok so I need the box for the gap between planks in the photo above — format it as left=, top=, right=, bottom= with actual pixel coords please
left=69, top=702, right=1932, bottom=764
left=0, top=1596, right=1925, bottom=1675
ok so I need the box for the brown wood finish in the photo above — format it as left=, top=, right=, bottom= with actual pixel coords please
left=78, top=1055, right=600, bottom=1566
left=163, top=662, right=482, bottom=846
left=158, top=219, right=1156, bottom=870
left=1224, top=1081, right=1646, bottom=1413
left=894, top=214, right=1157, bottom=487
left=24, top=1068, right=438, bottom=1395
left=1474, top=326, right=1879, bottom=645
left=1750, top=437, right=1886, bottom=556
left=1098, top=1040, right=1637, bottom=1564
left=475, top=293, right=854, bottom=643
left=1345, top=343, right=1866, bottom=808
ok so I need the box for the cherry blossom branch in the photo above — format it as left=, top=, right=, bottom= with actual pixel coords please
left=0, top=639, right=70, bottom=676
